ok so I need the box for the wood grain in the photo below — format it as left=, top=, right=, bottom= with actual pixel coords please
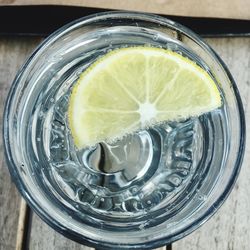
left=27, top=37, right=250, bottom=249
left=29, top=213, right=165, bottom=250
left=29, top=213, right=95, bottom=250
left=173, top=37, right=250, bottom=250
left=1, top=36, right=249, bottom=250
left=15, top=199, right=28, bottom=250
left=0, top=36, right=41, bottom=250
left=0, top=36, right=166, bottom=250
left=0, top=0, right=250, bottom=20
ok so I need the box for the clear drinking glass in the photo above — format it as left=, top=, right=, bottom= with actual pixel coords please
left=3, top=12, right=245, bottom=249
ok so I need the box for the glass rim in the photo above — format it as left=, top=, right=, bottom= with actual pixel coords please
left=3, top=11, right=246, bottom=249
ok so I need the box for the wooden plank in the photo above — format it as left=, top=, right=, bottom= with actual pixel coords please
left=0, top=37, right=41, bottom=250
left=28, top=39, right=247, bottom=250
left=173, top=37, right=250, bottom=250
left=0, top=35, right=166, bottom=250
left=15, top=199, right=28, bottom=250
left=0, top=0, right=250, bottom=20
left=29, top=212, right=95, bottom=250
left=2, top=36, right=249, bottom=249
left=29, top=212, right=166, bottom=249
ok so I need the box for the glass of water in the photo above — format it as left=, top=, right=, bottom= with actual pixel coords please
left=3, top=12, right=245, bottom=249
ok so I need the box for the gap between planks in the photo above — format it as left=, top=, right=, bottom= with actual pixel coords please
left=15, top=199, right=30, bottom=250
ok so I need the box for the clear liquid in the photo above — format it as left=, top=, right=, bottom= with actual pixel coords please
left=29, top=27, right=229, bottom=226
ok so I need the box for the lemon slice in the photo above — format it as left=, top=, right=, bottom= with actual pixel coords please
left=68, top=47, right=221, bottom=148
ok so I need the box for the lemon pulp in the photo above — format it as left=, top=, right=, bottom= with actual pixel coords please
left=68, top=47, right=221, bottom=148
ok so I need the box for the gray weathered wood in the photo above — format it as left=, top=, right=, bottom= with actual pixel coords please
left=1, top=36, right=249, bottom=250
left=29, top=213, right=166, bottom=249
left=0, top=37, right=42, bottom=250
left=15, top=199, right=28, bottom=250
left=29, top=213, right=95, bottom=250
left=1, top=0, right=250, bottom=20
left=173, top=37, right=250, bottom=250
left=0, top=36, right=165, bottom=250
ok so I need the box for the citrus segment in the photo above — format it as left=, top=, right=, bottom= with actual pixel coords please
left=68, top=47, right=221, bottom=148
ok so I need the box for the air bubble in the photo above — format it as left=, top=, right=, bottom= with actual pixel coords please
left=147, top=200, right=152, bottom=205
left=198, top=194, right=207, bottom=201
left=138, top=193, right=144, bottom=199
left=182, top=170, right=188, bottom=176
left=153, top=35, right=158, bottom=40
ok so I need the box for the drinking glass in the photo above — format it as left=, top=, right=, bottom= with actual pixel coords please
left=3, top=12, right=245, bottom=249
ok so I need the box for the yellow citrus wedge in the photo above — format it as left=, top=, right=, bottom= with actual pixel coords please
left=68, top=47, right=221, bottom=148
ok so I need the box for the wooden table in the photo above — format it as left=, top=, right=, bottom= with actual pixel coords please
left=0, top=36, right=249, bottom=250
